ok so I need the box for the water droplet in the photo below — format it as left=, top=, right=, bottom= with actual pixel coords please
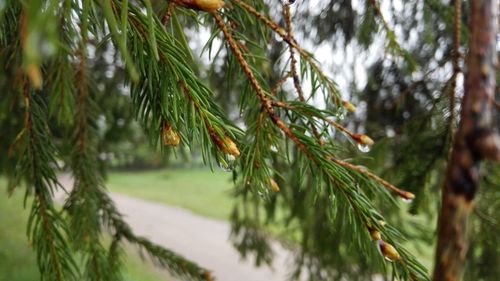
left=227, top=154, right=236, bottom=163
left=337, top=112, right=346, bottom=120
left=384, top=256, right=396, bottom=262
left=376, top=240, right=383, bottom=254
left=401, top=198, right=414, bottom=203
left=221, top=165, right=232, bottom=172
left=357, top=143, right=371, bottom=153
left=221, top=154, right=236, bottom=172
left=270, top=145, right=278, bottom=153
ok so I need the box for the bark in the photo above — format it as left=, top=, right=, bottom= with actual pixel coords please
left=433, top=1, right=499, bottom=281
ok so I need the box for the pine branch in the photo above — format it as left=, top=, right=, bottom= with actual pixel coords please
left=367, top=0, right=414, bottom=66
left=20, top=81, right=79, bottom=281
left=116, top=0, right=241, bottom=165
left=63, top=2, right=118, bottom=279
left=231, top=0, right=343, bottom=106
left=213, top=11, right=427, bottom=280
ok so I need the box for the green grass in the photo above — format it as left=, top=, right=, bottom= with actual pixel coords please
left=0, top=179, right=170, bottom=281
left=106, top=169, right=235, bottom=220
left=0, top=182, right=39, bottom=281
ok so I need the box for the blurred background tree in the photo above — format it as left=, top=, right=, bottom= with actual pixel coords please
left=0, top=0, right=498, bottom=281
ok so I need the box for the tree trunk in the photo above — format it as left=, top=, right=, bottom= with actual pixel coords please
left=433, top=1, right=499, bottom=281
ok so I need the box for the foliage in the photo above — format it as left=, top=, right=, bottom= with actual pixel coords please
left=0, top=0, right=498, bottom=281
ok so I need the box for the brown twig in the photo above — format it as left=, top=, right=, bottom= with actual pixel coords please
left=180, top=81, right=240, bottom=156
left=270, top=100, right=373, bottom=147
left=330, top=158, right=415, bottom=200
left=283, top=5, right=304, bottom=102
left=213, top=12, right=309, bottom=155
left=282, top=4, right=323, bottom=144
left=232, top=0, right=341, bottom=103
left=215, top=12, right=414, bottom=199
left=162, top=1, right=177, bottom=26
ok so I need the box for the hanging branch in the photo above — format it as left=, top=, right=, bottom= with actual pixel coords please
left=15, top=8, right=79, bottom=280
left=63, top=1, right=116, bottom=279
left=367, top=0, right=415, bottom=67
left=231, top=0, right=343, bottom=106
left=212, top=12, right=309, bottom=154
left=213, top=11, right=427, bottom=280
left=433, top=1, right=500, bottom=280
left=20, top=78, right=79, bottom=281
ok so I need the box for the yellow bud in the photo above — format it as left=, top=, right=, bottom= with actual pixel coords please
left=162, top=124, right=181, bottom=146
left=222, top=137, right=240, bottom=157
left=370, top=229, right=381, bottom=241
left=359, top=135, right=374, bottom=146
left=269, top=179, right=280, bottom=192
left=342, top=100, right=356, bottom=113
left=195, top=0, right=225, bottom=12
left=378, top=240, right=401, bottom=262
left=177, top=0, right=224, bottom=12
left=202, top=271, right=215, bottom=281
left=402, top=191, right=415, bottom=200
left=26, top=64, right=43, bottom=90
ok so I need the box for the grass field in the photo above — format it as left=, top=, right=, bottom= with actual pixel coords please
left=106, top=169, right=234, bottom=220
left=0, top=179, right=170, bottom=281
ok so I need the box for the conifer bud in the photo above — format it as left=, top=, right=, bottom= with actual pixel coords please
left=359, top=135, right=374, bottom=146
left=352, top=134, right=375, bottom=147
left=342, top=100, right=356, bottom=113
left=269, top=178, right=280, bottom=192
left=176, top=0, right=224, bottom=12
left=401, top=191, right=415, bottom=201
left=202, top=270, right=215, bottom=281
left=162, top=124, right=181, bottom=146
left=26, top=64, right=43, bottom=90
left=369, top=229, right=381, bottom=241
left=221, top=137, right=240, bottom=157
left=377, top=240, right=401, bottom=262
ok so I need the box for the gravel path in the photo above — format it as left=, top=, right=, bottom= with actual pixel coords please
left=58, top=175, right=294, bottom=281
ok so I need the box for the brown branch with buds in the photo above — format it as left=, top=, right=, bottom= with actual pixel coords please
left=212, top=11, right=414, bottom=201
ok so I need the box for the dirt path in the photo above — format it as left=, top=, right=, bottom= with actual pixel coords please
left=58, top=176, right=294, bottom=281
left=112, top=194, right=293, bottom=281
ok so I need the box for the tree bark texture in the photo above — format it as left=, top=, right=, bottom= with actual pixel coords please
left=433, top=1, right=499, bottom=281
